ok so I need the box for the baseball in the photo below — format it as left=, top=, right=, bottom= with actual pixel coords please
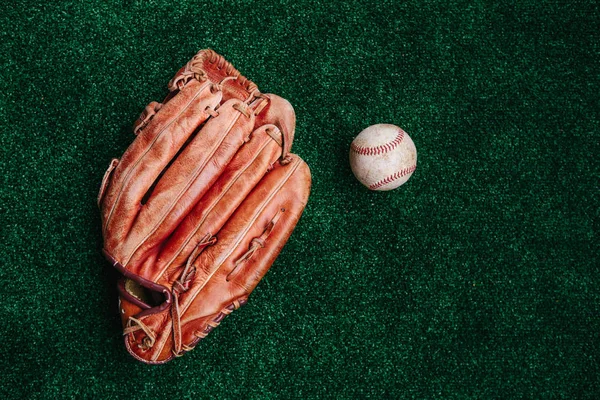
left=349, top=124, right=417, bottom=191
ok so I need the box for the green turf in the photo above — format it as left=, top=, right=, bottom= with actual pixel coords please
left=1, top=1, right=598, bottom=398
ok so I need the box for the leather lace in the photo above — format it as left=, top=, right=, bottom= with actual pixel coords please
left=227, top=208, right=285, bottom=282
left=124, top=317, right=156, bottom=350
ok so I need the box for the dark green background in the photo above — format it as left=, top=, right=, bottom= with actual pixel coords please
left=1, top=1, right=598, bottom=398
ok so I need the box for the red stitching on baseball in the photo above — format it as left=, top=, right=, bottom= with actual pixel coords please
left=369, top=165, right=416, bottom=190
left=351, top=130, right=404, bottom=156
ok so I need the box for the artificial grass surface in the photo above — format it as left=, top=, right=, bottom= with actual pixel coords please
left=1, top=1, right=598, bottom=398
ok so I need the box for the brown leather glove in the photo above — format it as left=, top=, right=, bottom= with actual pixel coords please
left=98, top=49, right=311, bottom=364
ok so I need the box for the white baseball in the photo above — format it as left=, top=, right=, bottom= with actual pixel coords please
left=349, top=124, right=417, bottom=191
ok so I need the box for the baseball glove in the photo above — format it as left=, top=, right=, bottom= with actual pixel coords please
left=98, top=49, right=311, bottom=364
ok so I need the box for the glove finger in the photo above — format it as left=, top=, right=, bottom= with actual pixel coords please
left=101, top=80, right=221, bottom=252
left=121, top=98, right=256, bottom=271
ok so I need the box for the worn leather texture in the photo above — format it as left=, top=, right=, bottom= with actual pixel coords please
left=98, top=49, right=311, bottom=364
